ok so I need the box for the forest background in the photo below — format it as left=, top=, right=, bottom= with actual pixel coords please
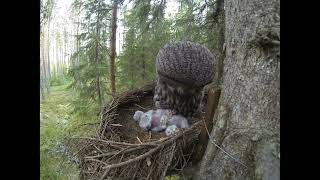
left=40, top=0, right=225, bottom=179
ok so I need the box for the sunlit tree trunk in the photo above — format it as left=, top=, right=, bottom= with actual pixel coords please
left=56, top=37, right=60, bottom=77
left=40, top=29, right=45, bottom=99
left=61, top=45, right=63, bottom=76
left=110, top=0, right=118, bottom=96
left=42, top=28, right=48, bottom=94
left=46, top=20, right=51, bottom=93
left=75, top=16, right=81, bottom=88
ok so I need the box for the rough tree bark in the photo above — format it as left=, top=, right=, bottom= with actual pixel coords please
left=110, top=0, right=118, bottom=96
left=213, top=0, right=225, bottom=86
left=194, top=0, right=280, bottom=179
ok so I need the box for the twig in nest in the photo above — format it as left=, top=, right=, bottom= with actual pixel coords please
left=110, top=123, right=123, bottom=127
left=146, top=158, right=156, bottom=180
left=134, top=103, right=148, bottom=110
left=72, top=137, right=147, bottom=147
left=72, top=142, right=95, bottom=159
left=85, top=158, right=109, bottom=166
left=160, top=142, right=176, bottom=179
left=85, top=146, right=146, bottom=159
left=93, top=144, right=103, bottom=154
left=106, top=147, right=128, bottom=163
left=131, top=161, right=140, bottom=180
left=203, top=121, right=248, bottom=168
left=99, top=168, right=110, bottom=180
left=118, top=152, right=125, bottom=163
left=137, top=137, right=143, bottom=144
left=89, top=166, right=99, bottom=180
left=102, top=145, right=162, bottom=170
left=98, top=131, right=189, bottom=179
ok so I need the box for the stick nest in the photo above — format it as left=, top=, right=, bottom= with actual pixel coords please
left=67, top=81, right=208, bottom=180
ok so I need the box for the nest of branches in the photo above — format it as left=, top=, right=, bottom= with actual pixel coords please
left=68, top=81, right=217, bottom=180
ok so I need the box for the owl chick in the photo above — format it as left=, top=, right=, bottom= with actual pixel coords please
left=165, top=125, right=179, bottom=136
left=167, top=114, right=190, bottom=129
left=165, top=114, right=190, bottom=136
left=134, top=110, right=153, bottom=131
left=133, top=109, right=171, bottom=132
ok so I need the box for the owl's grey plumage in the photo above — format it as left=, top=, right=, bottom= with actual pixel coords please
left=154, top=41, right=215, bottom=120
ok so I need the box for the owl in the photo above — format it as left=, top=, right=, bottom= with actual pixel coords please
left=154, top=41, right=215, bottom=122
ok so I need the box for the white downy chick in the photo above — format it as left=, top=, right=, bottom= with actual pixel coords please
left=150, top=109, right=172, bottom=132
left=133, top=109, right=172, bottom=132
left=138, top=110, right=153, bottom=131
left=150, top=113, right=169, bottom=132
left=165, top=125, right=179, bottom=136
left=167, top=114, right=190, bottom=129
left=133, top=111, right=144, bottom=121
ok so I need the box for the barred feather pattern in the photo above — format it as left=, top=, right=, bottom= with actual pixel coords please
left=153, top=77, right=204, bottom=120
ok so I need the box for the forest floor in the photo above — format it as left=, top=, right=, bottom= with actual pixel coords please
left=40, top=83, right=181, bottom=180
left=40, top=84, right=79, bottom=180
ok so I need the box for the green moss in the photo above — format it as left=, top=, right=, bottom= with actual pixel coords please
left=40, top=83, right=96, bottom=180
left=165, top=175, right=182, bottom=180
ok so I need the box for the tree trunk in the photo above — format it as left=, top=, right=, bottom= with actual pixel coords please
left=75, top=17, right=81, bottom=88
left=41, top=28, right=49, bottom=95
left=110, top=0, right=118, bottom=96
left=40, top=63, right=45, bottom=99
left=72, top=10, right=81, bottom=89
left=56, top=38, right=60, bottom=77
left=195, top=0, right=280, bottom=179
left=213, top=0, right=225, bottom=86
left=46, top=21, right=51, bottom=93
left=95, top=1, right=103, bottom=109
left=141, top=47, right=146, bottom=81
left=64, top=28, right=67, bottom=73
left=60, top=45, right=63, bottom=77
left=40, top=31, right=45, bottom=99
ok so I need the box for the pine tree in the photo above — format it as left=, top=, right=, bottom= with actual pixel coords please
left=69, top=0, right=112, bottom=115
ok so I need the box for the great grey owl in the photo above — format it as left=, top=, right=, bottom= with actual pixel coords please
left=154, top=41, right=216, bottom=121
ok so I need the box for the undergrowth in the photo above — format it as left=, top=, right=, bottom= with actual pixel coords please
left=40, top=82, right=182, bottom=179
left=40, top=82, right=99, bottom=180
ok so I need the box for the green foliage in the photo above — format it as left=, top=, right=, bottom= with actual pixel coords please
left=165, top=175, right=182, bottom=180
left=68, top=0, right=222, bottom=113
left=41, top=0, right=55, bottom=25
left=50, top=74, right=64, bottom=86
left=40, top=84, right=79, bottom=180
left=41, top=0, right=224, bottom=178
left=40, top=83, right=100, bottom=179
left=68, top=0, right=113, bottom=116
left=117, top=0, right=221, bottom=92
left=118, top=0, right=170, bottom=91
left=50, top=70, right=72, bottom=87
